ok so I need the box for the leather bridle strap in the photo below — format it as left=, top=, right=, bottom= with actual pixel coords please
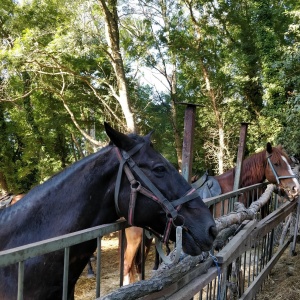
left=113, top=143, right=203, bottom=260
left=162, top=188, right=196, bottom=244
left=114, top=146, right=200, bottom=227
left=267, top=155, right=297, bottom=184
left=115, top=146, right=178, bottom=219
left=114, top=143, right=145, bottom=217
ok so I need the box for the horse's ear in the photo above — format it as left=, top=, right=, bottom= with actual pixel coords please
left=266, top=142, right=273, bottom=154
left=104, top=122, right=136, bottom=151
left=144, top=130, right=155, bottom=144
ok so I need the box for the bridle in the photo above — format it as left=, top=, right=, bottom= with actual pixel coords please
left=114, top=142, right=200, bottom=245
left=267, top=154, right=298, bottom=185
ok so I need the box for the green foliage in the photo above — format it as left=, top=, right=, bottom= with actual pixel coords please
left=1, top=0, right=300, bottom=192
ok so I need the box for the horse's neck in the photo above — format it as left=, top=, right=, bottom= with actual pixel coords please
left=215, top=150, right=266, bottom=193
left=240, top=151, right=266, bottom=187
left=0, top=147, right=119, bottom=249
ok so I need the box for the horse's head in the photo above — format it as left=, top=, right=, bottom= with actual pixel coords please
left=265, top=143, right=300, bottom=200
left=105, top=122, right=217, bottom=255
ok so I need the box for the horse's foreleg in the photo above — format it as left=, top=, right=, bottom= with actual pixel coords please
left=123, top=227, right=143, bottom=285
left=135, top=236, right=153, bottom=279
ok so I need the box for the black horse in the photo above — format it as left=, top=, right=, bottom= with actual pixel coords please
left=0, top=123, right=216, bottom=300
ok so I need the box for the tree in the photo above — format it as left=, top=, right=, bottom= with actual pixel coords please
left=120, top=0, right=187, bottom=168
left=99, top=0, right=136, bottom=132
left=1, top=0, right=300, bottom=193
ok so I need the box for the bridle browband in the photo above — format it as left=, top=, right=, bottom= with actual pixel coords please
left=267, top=154, right=297, bottom=185
left=113, top=142, right=200, bottom=244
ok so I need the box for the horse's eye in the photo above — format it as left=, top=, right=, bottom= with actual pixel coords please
left=274, top=162, right=279, bottom=167
left=153, top=165, right=166, bottom=177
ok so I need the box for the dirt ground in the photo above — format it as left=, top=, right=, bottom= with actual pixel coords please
left=74, top=235, right=156, bottom=299
left=257, top=243, right=300, bottom=300
left=74, top=235, right=300, bottom=300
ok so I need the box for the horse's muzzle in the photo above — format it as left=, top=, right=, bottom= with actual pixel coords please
left=210, top=225, right=218, bottom=240
left=287, top=188, right=300, bottom=200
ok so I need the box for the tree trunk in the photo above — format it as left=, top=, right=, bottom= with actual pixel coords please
left=202, top=63, right=225, bottom=174
left=170, top=66, right=182, bottom=170
left=0, top=171, right=9, bottom=193
left=99, top=0, right=136, bottom=133
left=187, top=4, right=226, bottom=175
left=161, top=2, right=182, bottom=169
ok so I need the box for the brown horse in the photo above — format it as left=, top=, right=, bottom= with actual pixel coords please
left=213, top=143, right=299, bottom=216
left=122, top=143, right=300, bottom=284
left=10, top=194, right=25, bottom=205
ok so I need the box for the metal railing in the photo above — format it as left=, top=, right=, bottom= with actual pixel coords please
left=0, top=182, right=287, bottom=300
left=99, top=183, right=295, bottom=300
left=0, top=220, right=129, bottom=300
left=204, top=183, right=268, bottom=218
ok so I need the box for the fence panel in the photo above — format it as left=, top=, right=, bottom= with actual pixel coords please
left=0, top=220, right=128, bottom=299
left=0, top=183, right=296, bottom=300
left=100, top=185, right=297, bottom=300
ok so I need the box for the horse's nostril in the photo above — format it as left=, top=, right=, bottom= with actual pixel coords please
left=210, top=225, right=218, bottom=239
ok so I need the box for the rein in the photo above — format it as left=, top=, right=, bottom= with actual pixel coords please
left=267, top=155, right=297, bottom=185
left=114, top=143, right=200, bottom=246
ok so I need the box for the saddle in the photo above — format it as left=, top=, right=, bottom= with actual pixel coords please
left=192, top=171, right=221, bottom=199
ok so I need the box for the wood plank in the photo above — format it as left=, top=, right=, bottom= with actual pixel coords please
left=252, top=200, right=297, bottom=239
left=138, top=258, right=213, bottom=300
left=216, top=220, right=257, bottom=265
left=166, top=266, right=219, bottom=300
left=216, top=201, right=296, bottom=267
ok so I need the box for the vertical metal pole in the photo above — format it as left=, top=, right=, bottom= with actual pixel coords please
left=180, top=103, right=198, bottom=300
left=141, top=229, right=146, bottom=280
left=62, top=247, right=70, bottom=300
left=119, top=228, right=125, bottom=287
left=229, top=123, right=249, bottom=300
left=233, top=123, right=249, bottom=191
left=181, top=104, right=197, bottom=183
left=291, top=196, right=300, bottom=255
left=17, top=261, right=24, bottom=300
left=96, top=236, right=102, bottom=298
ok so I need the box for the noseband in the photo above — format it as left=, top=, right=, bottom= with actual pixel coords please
left=114, top=143, right=200, bottom=244
left=267, top=155, right=297, bottom=185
